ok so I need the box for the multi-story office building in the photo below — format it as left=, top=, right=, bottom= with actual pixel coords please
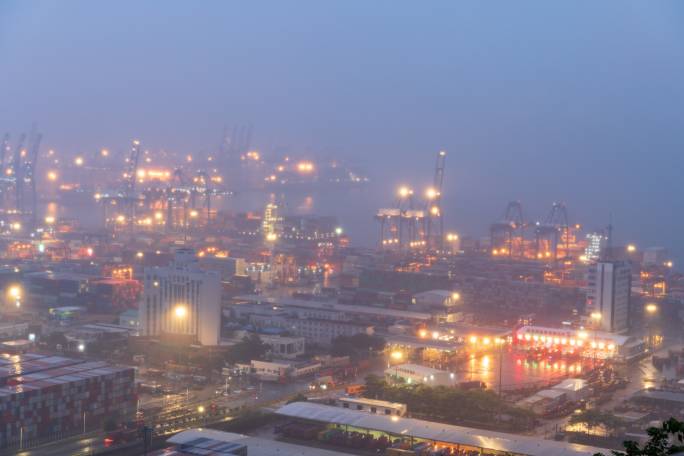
left=249, top=313, right=373, bottom=347
left=139, top=249, right=221, bottom=345
left=643, top=247, right=668, bottom=267
left=586, top=260, right=632, bottom=333
left=262, top=202, right=291, bottom=232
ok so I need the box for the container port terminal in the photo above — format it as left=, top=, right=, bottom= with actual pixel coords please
left=0, top=130, right=681, bottom=456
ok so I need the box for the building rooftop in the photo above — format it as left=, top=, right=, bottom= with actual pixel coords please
left=120, top=309, right=139, bottom=317
left=275, top=402, right=607, bottom=456
left=537, top=389, right=567, bottom=400
left=385, top=335, right=466, bottom=352
left=234, top=295, right=432, bottom=320
left=338, top=395, right=405, bottom=408
left=552, top=378, right=588, bottom=392
left=167, top=429, right=349, bottom=456
left=384, top=363, right=447, bottom=376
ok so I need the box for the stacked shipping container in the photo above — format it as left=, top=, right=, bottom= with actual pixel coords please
left=0, top=355, right=135, bottom=440
left=88, top=278, right=142, bottom=313
left=359, top=268, right=452, bottom=293
left=453, top=276, right=550, bottom=313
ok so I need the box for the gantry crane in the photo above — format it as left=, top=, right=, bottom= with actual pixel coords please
left=424, top=151, right=445, bottom=251
left=535, top=203, right=572, bottom=265
left=490, top=201, right=534, bottom=259
left=98, top=141, right=142, bottom=228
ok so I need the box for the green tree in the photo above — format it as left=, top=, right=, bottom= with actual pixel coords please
left=101, top=417, right=117, bottom=432
left=225, top=334, right=269, bottom=365
left=593, top=417, right=684, bottom=456
left=569, top=408, right=604, bottom=434
left=45, top=331, right=67, bottom=348
left=286, top=393, right=309, bottom=405
left=359, top=373, right=386, bottom=399
left=330, top=340, right=356, bottom=358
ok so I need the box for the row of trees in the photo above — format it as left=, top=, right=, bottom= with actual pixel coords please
left=359, top=374, right=536, bottom=425
left=568, top=408, right=627, bottom=437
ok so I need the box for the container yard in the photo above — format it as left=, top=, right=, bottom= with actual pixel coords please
left=0, top=354, right=135, bottom=443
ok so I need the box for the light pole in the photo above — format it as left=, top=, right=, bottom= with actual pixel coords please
left=176, top=307, right=186, bottom=370
left=494, top=338, right=505, bottom=423
left=646, top=305, right=657, bottom=350
left=591, top=313, right=601, bottom=370
left=391, top=352, right=402, bottom=385
left=138, top=425, right=155, bottom=456
left=137, top=252, right=143, bottom=266
left=470, top=337, right=477, bottom=380
left=447, top=234, right=458, bottom=254
left=199, top=406, right=205, bottom=426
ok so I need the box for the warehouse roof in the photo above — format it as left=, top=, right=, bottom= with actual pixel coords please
left=430, top=324, right=511, bottom=340
left=167, top=429, right=346, bottom=456
left=275, top=402, right=607, bottom=456
left=385, top=364, right=447, bottom=376
left=633, top=388, right=684, bottom=403
left=120, top=309, right=138, bottom=317
left=385, top=335, right=466, bottom=352
left=552, top=378, right=588, bottom=392
left=234, top=295, right=432, bottom=320
left=339, top=395, right=405, bottom=408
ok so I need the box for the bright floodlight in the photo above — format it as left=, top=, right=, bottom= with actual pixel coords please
left=591, top=313, right=601, bottom=319
left=10, top=288, right=19, bottom=297
left=647, top=305, right=656, bottom=312
left=176, top=307, right=186, bottom=317
left=470, top=337, right=476, bottom=343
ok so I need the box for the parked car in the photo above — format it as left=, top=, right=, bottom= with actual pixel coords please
left=246, top=386, right=255, bottom=391
left=233, top=389, right=242, bottom=394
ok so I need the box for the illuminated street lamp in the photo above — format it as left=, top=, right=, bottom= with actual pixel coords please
left=447, top=234, right=458, bottom=253
left=10, top=287, right=20, bottom=309
left=176, top=307, right=186, bottom=368
left=391, top=352, right=402, bottom=385
left=198, top=406, right=205, bottom=426
left=494, top=338, right=505, bottom=423
left=75, top=158, right=83, bottom=165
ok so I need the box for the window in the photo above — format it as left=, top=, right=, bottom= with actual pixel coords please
left=384, top=409, right=391, bottom=415
left=343, top=402, right=349, bottom=409
left=370, top=407, right=377, bottom=413
left=357, top=405, right=363, bottom=410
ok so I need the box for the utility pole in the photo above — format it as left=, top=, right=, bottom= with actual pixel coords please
left=138, top=426, right=155, bottom=456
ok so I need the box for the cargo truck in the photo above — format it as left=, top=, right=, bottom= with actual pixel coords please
left=104, top=419, right=145, bottom=444
left=310, top=375, right=333, bottom=389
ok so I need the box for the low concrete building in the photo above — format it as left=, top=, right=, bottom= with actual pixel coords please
left=338, top=396, right=407, bottom=416
left=231, top=330, right=305, bottom=359
left=384, top=363, right=455, bottom=387
left=537, top=389, right=567, bottom=404
left=551, top=378, right=590, bottom=402
left=119, top=309, right=140, bottom=335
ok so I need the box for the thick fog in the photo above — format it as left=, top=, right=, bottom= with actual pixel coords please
left=1, top=1, right=683, bottom=261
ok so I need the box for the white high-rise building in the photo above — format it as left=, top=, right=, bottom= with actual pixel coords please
left=139, top=249, right=221, bottom=346
left=584, top=231, right=605, bottom=263
left=586, top=260, right=632, bottom=333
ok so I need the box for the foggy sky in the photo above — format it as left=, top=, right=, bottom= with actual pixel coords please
left=1, top=1, right=684, bottom=261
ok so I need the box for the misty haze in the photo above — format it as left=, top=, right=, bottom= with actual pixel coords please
left=0, top=2, right=683, bottom=456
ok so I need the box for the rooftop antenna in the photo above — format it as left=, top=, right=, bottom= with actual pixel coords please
left=603, top=213, right=614, bottom=261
